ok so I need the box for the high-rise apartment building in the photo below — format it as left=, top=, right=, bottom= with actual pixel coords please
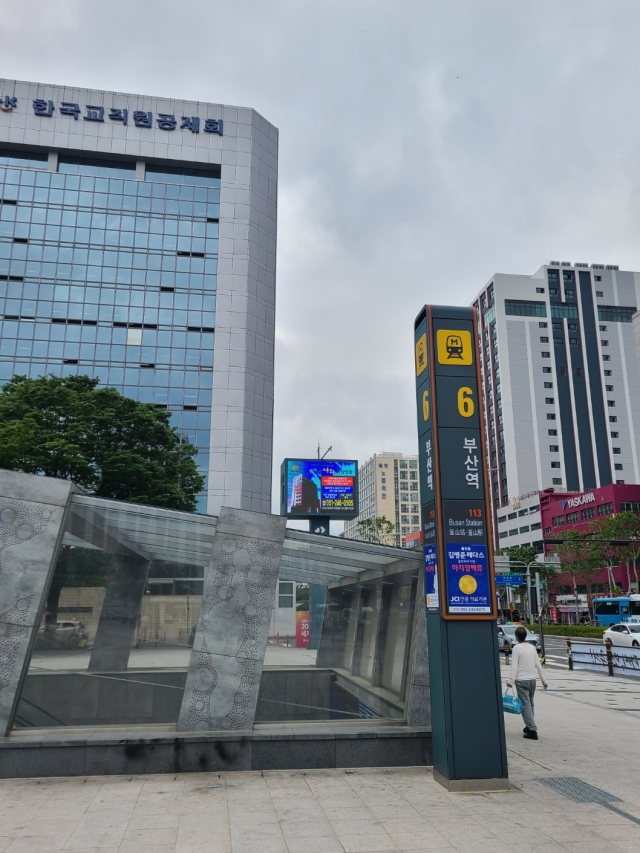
left=343, top=452, right=420, bottom=546
left=0, top=79, right=278, bottom=514
left=473, top=263, right=640, bottom=532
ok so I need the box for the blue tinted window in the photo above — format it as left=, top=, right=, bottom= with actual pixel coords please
left=0, top=149, right=47, bottom=169
left=598, top=305, right=636, bottom=323
left=505, top=299, right=546, bottom=317
left=550, top=304, right=578, bottom=320
left=0, top=147, right=217, bottom=510
left=145, top=164, right=221, bottom=186
left=58, top=156, right=135, bottom=179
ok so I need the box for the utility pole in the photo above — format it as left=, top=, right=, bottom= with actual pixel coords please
left=497, top=557, right=554, bottom=623
left=311, top=445, right=332, bottom=535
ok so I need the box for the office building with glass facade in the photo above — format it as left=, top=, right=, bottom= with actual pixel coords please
left=0, top=79, right=278, bottom=514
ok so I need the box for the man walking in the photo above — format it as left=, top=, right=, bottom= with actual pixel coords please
left=506, top=625, right=548, bottom=740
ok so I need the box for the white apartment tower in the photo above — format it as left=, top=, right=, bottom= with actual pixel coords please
left=472, top=263, right=640, bottom=531
left=343, top=452, right=420, bottom=547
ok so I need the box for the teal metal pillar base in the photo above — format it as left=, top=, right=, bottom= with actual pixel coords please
left=427, top=614, right=508, bottom=788
left=433, top=767, right=510, bottom=793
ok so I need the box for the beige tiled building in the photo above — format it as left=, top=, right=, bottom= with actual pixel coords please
left=343, top=452, right=420, bottom=547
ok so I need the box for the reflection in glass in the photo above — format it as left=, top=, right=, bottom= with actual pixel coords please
left=12, top=495, right=422, bottom=733
left=381, top=584, right=413, bottom=693
left=256, top=557, right=418, bottom=724
left=14, top=494, right=215, bottom=729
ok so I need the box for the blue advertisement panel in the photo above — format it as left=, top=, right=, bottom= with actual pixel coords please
left=445, top=543, right=491, bottom=614
left=281, top=459, right=358, bottom=518
left=424, top=544, right=439, bottom=611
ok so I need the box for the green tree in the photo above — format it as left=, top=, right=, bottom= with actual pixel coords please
left=611, top=511, right=640, bottom=591
left=0, top=374, right=203, bottom=511
left=296, top=583, right=310, bottom=611
left=591, top=515, right=625, bottom=595
left=355, top=515, right=396, bottom=545
left=495, top=544, right=540, bottom=618
left=495, top=544, right=539, bottom=567
left=548, top=529, right=600, bottom=620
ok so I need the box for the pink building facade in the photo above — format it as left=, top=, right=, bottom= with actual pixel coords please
left=541, top=483, right=640, bottom=593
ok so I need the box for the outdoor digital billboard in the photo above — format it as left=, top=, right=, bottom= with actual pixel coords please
left=280, top=459, right=359, bottom=519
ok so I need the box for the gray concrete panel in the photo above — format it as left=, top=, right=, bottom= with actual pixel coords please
left=178, top=507, right=286, bottom=732
left=0, top=726, right=431, bottom=777
left=0, top=470, right=74, bottom=507
left=0, top=471, right=74, bottom=734
left=405, top=573, right=431, bottom=727
left=88, top=554, right=150, bottom=672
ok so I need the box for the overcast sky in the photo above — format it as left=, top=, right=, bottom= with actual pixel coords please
left=3, top=1, right=640, bottom=523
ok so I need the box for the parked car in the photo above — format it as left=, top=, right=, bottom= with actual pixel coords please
left=497, top=624, right=540, bottom=653
left=36, top=621, right=87, bottom=650
left=603, top=623, right=640, bottom=648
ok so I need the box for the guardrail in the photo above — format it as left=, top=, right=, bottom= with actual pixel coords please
left=567, top=638, right=640, bottom=677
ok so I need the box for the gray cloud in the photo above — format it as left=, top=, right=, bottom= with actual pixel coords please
left=2, top=0, right=639, bottom=527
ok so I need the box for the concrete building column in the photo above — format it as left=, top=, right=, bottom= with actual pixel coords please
left=178, top=507, right=286, bottom=732
left=88, top=553, right=150, bottom=672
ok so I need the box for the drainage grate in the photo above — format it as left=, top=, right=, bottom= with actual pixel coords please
left=534, top=777, right=621, bottom=804
left=604, top=804, right=640, bottom=825
left=535, top=777, right=640, bottom=826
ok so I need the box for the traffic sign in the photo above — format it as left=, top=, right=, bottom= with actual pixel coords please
left=495, top=574, right=524, bottom=586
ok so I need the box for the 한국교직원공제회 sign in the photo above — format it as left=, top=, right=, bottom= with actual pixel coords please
left=0, top=95, right=223, bottom=135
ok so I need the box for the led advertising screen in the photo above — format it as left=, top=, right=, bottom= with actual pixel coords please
left=280, top=459, right=358, bottom=519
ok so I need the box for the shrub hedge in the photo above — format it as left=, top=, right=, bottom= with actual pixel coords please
left=523, top=623, right=605, bottom=639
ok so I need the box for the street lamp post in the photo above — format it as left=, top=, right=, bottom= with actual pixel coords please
left=496, top=557, right=555, bottom=622
left=498, top=558, right=539, bottom=622
left=495, top=554, right=558, bottom=665
left=525, top=559, right=540, bottom=622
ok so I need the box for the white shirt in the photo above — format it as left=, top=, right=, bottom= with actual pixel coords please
left=509, top=641, right=547, bottom=686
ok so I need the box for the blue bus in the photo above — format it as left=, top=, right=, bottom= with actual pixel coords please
left=593, top=596, right=640, bottom=626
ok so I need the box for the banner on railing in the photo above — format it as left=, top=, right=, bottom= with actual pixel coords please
left=570, top=641, right=640, bottom=677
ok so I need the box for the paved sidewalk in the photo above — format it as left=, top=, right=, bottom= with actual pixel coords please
left=0, top=666, right=638, bottom=853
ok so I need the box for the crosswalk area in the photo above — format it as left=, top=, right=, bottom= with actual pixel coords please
left=499, top=653, right=567, bottom=670
left=542, top=652, right=568, bottom=669
left=498, top=644, right=569, bottom=671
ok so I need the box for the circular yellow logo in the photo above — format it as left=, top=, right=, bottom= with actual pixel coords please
left=459, top=575, right=477, bottom=595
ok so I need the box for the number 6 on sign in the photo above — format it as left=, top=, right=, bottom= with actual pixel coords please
left=457, top=386, right=474, bottom=417
left=422, top=389, right=430, bottom=422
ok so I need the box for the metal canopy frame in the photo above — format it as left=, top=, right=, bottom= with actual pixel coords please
left=65, top=494, right=217, bottom=566
left=280, top=528, right=421, bottom=585
left=2, top=471, right=430, bottom=740
left=64, top=495, right=422, bottom=588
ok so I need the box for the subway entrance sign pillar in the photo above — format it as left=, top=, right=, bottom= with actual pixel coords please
left=414, top=305, right=508, bottom=792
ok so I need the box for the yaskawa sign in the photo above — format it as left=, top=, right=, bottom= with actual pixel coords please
left=562, top=493, right=596, bottom=510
